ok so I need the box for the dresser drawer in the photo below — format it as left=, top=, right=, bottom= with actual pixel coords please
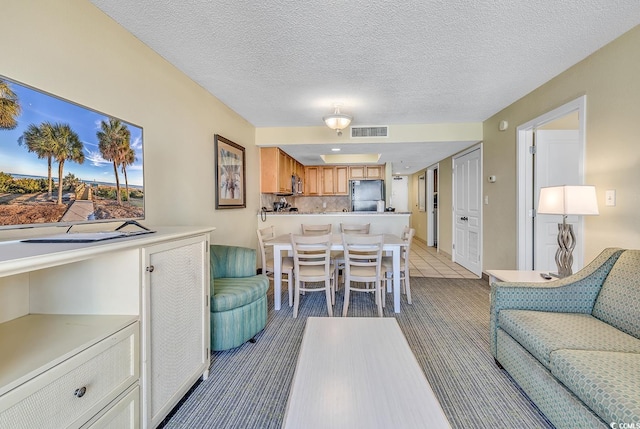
left=0, top=322, right=139, bottom=429
left=85, top=385, right=139, bottom=429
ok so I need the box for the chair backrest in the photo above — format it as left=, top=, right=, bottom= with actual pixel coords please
left=402, top=227, right=416, bottom=270
left=342, top=233, right=384, bottom=279
left=401, top=226, right=415, bottom=252
left=340, top=223, right=370, bottom=234
left=290, top=233, right=333, bottom=281
left=257, top=225, right=276, bottom=275
left=301, top=224, right=332, bottom=235
left=210, top=245, right=257, bottom=279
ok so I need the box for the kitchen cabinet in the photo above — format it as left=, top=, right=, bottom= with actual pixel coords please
left=320, top=166, right=335, bottom=195
left=348, top=165, right=385, bottom=180
left=306, top=166, right=348, bottom=196
left=278, top=150, right=293, bottom=193
left=335, top=166, right=349, bottom=195
left=261, top=147, right=298, bottom=194
left=0, top=227, right=213, bottom=429
left=305, top=166, right=320, bottom=195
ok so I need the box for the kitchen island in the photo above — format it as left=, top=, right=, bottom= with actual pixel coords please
left=257, top=211, right=410, bottom=236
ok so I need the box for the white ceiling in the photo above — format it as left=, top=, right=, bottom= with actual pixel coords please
left=89, top=0, right=640, bottom=174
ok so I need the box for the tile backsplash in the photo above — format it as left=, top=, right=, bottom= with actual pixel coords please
left=261, top=194, right=350, bottom=212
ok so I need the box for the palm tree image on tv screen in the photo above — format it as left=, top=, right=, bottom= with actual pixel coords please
left=0, top=75, right=144, bottom=229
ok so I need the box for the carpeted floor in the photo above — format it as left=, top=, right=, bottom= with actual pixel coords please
left=162, top=277, right=554, bottom=428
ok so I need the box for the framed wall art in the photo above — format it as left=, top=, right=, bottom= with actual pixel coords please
left=214, top=134, right=246, bottom=209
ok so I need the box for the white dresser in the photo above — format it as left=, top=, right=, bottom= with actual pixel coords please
left=0, top=226, right=213, bottom=429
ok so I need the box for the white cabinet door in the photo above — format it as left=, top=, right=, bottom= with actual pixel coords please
left=141, top=235, right=210, bottom=429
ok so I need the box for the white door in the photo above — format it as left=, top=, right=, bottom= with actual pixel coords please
left=390, top=176, right=409, bottom=212
left=534, top=130, right=582, bottom=272
left=453, top=148, right=482, bottom=276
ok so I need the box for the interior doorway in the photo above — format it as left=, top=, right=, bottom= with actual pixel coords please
left=516, top=96, right=586, bottom=271
left=426, top=165, right=439, bottom=247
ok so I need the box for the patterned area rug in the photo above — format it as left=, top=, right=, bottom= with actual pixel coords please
left=162, top=277, right=554, bottom=428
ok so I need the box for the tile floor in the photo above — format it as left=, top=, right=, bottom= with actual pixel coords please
left=409, top=239, right=478, bottom=279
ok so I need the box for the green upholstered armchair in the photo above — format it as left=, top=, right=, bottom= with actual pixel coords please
left=210, top=245, right=269, bottom=351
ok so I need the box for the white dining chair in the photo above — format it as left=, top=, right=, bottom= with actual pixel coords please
left=301, top=223, right=333, bottom=235
left=290, top=233, right=335, bottom=318
left=341, top=233, right=385, bottom=317
left=382, top=227, right=415, bottom=304
left=335, top=223, right=371, bottom=286
left=257, top=225, right=294, bottom=306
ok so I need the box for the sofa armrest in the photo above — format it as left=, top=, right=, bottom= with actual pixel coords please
left=210, top=245, right=257, bottom=279
left=489, top=248, right=623, bottom=357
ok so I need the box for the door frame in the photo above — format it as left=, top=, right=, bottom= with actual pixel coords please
left=452, top=144, right=483, bottom=276
left=426, top=163, right=439, bottom=248
left=516, top=95, right=587, bottom=270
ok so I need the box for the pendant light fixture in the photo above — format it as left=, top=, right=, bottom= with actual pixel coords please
left=323, top=104, right=352, bottom=136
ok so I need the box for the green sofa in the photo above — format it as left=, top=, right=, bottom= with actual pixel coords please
left=210, top=245, right=269, bottom=351
left=490, top=248, right=640, bottom=428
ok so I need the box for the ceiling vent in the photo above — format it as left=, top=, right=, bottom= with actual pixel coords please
left=350, top=126, right=388, bottom=138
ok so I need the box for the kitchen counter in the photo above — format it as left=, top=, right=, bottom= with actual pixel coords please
left=266, top=211, right=411, bottom=215
left=258, top=212, right=411, bottom=236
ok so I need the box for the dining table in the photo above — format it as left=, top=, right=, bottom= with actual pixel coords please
left=268, top=233, right=407, bottom=313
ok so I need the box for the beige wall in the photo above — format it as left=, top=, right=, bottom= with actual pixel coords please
left=483, top=25, right=640, bottom=269
left=3, top=0, right=260, bottom=248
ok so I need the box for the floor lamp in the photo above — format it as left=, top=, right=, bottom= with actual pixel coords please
left=537, top=185, right=599, bottom=278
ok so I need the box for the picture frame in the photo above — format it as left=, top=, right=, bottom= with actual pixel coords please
left=214, top=134, right=246, bottom=209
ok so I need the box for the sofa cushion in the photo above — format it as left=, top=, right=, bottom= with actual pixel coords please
left=498, top=310, right=640, bottom=367
left=212, top=276, right=269, bottom=312
left=592, top=250, right=640, bottom=339
left=550, top=349, right=640, bottom=425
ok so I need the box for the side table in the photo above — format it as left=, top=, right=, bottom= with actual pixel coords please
left=487, top=269, right=554, bottom=286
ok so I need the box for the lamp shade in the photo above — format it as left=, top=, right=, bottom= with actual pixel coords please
left=323, top=105, right=352, bottom=131
left=537, top=185, right=599, bottom=216
left=323, top=114, right=352, bottom=130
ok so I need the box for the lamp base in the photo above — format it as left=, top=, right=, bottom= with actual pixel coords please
left=555, top=220, right=576, bottom=278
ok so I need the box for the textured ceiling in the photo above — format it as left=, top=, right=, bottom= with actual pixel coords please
left=89, top=0, right=640, bottom=173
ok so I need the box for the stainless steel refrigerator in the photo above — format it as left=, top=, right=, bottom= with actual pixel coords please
left=350, top=180, right=384, bottom=211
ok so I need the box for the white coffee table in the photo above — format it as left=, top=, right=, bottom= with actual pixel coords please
left=282, top=317, right=451, bottom=429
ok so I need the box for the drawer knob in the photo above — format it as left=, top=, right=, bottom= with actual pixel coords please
left=146, top=265, right=155, bottom=273
left=74, top=386, right=87, bottom=398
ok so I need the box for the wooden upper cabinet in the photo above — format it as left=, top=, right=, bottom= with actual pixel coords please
left=320, top=166, right=335, bottom=195
left=365, top=165, right=384, bottom=179
left=261, top=147, right=297, bottom=193
left=304, top=166, right=348, bottom=196
left=278, top=150, right=293, bottom=193
left=335, top=166, right=349, bottom=195
left=260, top=147, right=279, bottom=193
left=348, top=165, right=384, bottom=180
left=349, top=166, right=366, bottom=180
left=305, top=166, right=320, bottom=195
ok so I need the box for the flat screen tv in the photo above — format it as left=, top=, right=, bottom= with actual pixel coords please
left=0, top=75, right=145, bottom=232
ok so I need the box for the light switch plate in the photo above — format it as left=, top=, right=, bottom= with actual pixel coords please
left=605, top=190, right=616, bottom=206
